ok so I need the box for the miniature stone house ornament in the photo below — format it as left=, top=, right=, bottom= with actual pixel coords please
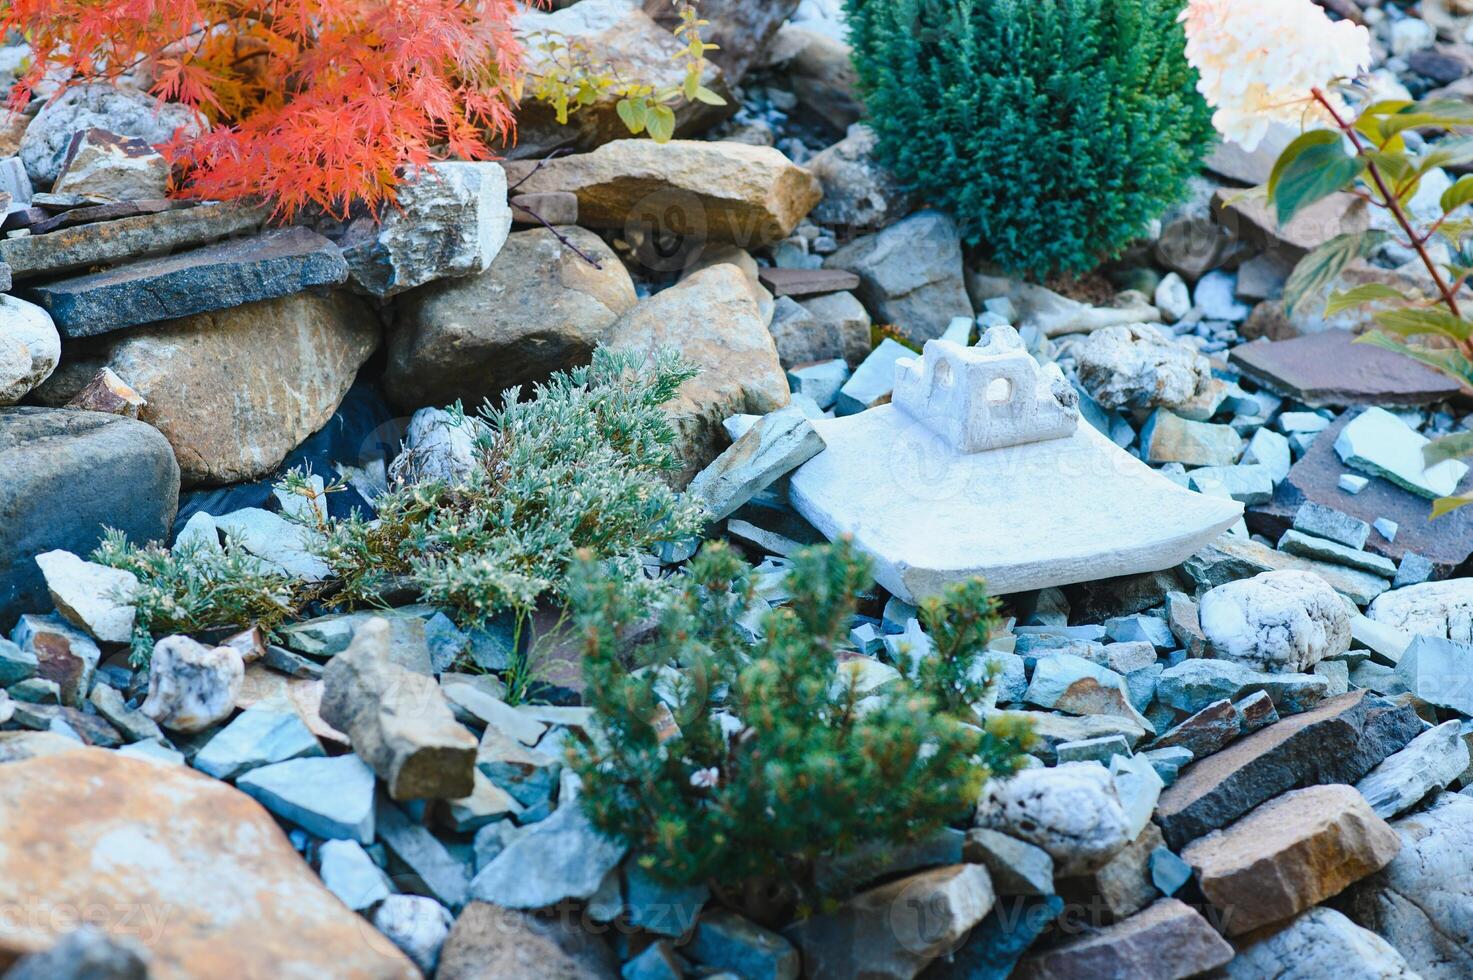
left=789, top=326, right=1244, bottom=602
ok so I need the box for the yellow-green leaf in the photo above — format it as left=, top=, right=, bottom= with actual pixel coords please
left=1372, top=307, right=1473, bottom=342
left=1442, top=174, right=1473, bottom=214
left=616, top=97, right=647, bottom=135
left=1282, top=230, right=1391, bottom=317
left=1324, top=283, right=1406, bottom=316
left=1426, top=431, right=1473, bottom=466
left=646, top=104, right=677, bottom=142
left=692, top=85, right=726, bottom=106
left=1432, top=494, right=1473, bottom=518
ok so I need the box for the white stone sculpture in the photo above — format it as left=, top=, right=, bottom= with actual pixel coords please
left=789, top=326, right=1244, bottom=601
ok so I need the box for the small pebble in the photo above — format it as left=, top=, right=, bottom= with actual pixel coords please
left=1373, top=517, right=1399, bottom=542
left=1339, top=473, right=1370, bottom=494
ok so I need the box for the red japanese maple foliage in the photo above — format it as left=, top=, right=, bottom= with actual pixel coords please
left=3, top=0, right=527, bottom=217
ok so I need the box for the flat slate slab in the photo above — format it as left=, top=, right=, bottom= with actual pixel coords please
left=1229, top=330, right=1464, bottom=408
left=757, top=266, right=860, bottom=297
left=24, top=225, right=348, bottom=337
left=1, top=200, right=268, bottom=280
left=1246, top=410, right=1473, bottom=579
left=28, top=198, right=193, bottom=236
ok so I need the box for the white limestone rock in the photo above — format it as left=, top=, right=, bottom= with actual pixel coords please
left=140, top=635, right=245, bottom=733
left=1198, top=570, right=1352, bottom=673
left=371, top=894, right=453, bottom=976
left=1225, top=907, right=1420, bottom=980
left=1072, top=323, right=1214, bottom=411
left=790, top=327, right=1242, bottom=600
left=976, top=761, right=1135, bottom=876
left=333, top=161, right=512, bottom=299
left=1369, top=579, right=1473, bottom=643
left=213, top=508, right=331, bottom=580
left=0, top=295, right=60, bottom=405
left=388, top=407, right=486, bottom=486
left=1335, top=407, right=1468, bottom=500
left=34, top=550, right=138, bottom=645
left=1356, top=719, right=1469, bottom=820
left=19, top=83, right=202, bottom=185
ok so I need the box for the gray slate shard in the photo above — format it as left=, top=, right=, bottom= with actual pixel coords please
left=25, top=225, right=349, bottom=338
left=1, top=201, right=267, bottom=279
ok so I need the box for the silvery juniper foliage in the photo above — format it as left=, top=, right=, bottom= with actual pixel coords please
left=317, top=347, right=708, bottom=624
left=845, top=0, right=1213, bottom=279
left=92, top=530, right=301, bottom=665
left=567, top=538, right=1034, bottom=922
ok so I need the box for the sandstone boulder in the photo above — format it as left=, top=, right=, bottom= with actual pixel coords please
left=1182, top=784, right=1401, bottom=936
left=36, top=291, right=379, bottom=486
left=603, top=264, right=789, bottom=483
left=385, top=226, right=635, bottom=410
left=502, top=139, right=820, bottom=251
left=0, top=748, right=420, bottom=978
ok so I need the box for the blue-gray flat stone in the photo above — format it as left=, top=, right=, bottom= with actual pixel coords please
left=25, top=226, right=348, bottom=338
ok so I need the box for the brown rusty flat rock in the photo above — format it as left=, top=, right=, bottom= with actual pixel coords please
left=0, top=748, right=418, bottom=978
left=1155, top=690, right=1420, bottom=849
left=1247, top=411, right=1473, bottom=579
left=757, top=266, right=860, bottom=297
left=1014, top=898, right=1233, bottom=980
left=1229, top=330, right=1464, bottom=408
left=1183, top=784, right=1400, bottom=936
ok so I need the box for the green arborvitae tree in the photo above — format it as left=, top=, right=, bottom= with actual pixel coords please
left=845, top=0, right=1214, bottom=279
left=567, top=538, right=1034, bottom=923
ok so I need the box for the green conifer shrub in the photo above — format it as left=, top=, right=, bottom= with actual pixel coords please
left=567, top=538, right=1034, bottom=922
left=845, top=0, right=1214, bottom=279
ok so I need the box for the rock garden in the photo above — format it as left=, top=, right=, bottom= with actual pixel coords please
left=2, top=0, right=1473, bottom=977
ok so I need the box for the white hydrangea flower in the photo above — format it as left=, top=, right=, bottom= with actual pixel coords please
left=1180, top=0, right=1372, bottom=150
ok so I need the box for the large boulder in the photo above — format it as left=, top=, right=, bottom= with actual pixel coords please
left=603, top=264, right=789, bottom=483
left=502, top=140, right=821, bottom=251
left=0, top=748, right=420, bottom=977
left=0, top=408, right=178, bottom=629
left=824, top=209, right=972, bottom=343
left=1342, top=791, right=1473, bottom=979
left=19, top=83, right=201, bottom=185
left=35, top=291, right=379, bottom=486
left=0, top=295, right=60, bottom=405
left=384, top=226, right=636, bottom=410
left=510, top=0, right=733, bottom=156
